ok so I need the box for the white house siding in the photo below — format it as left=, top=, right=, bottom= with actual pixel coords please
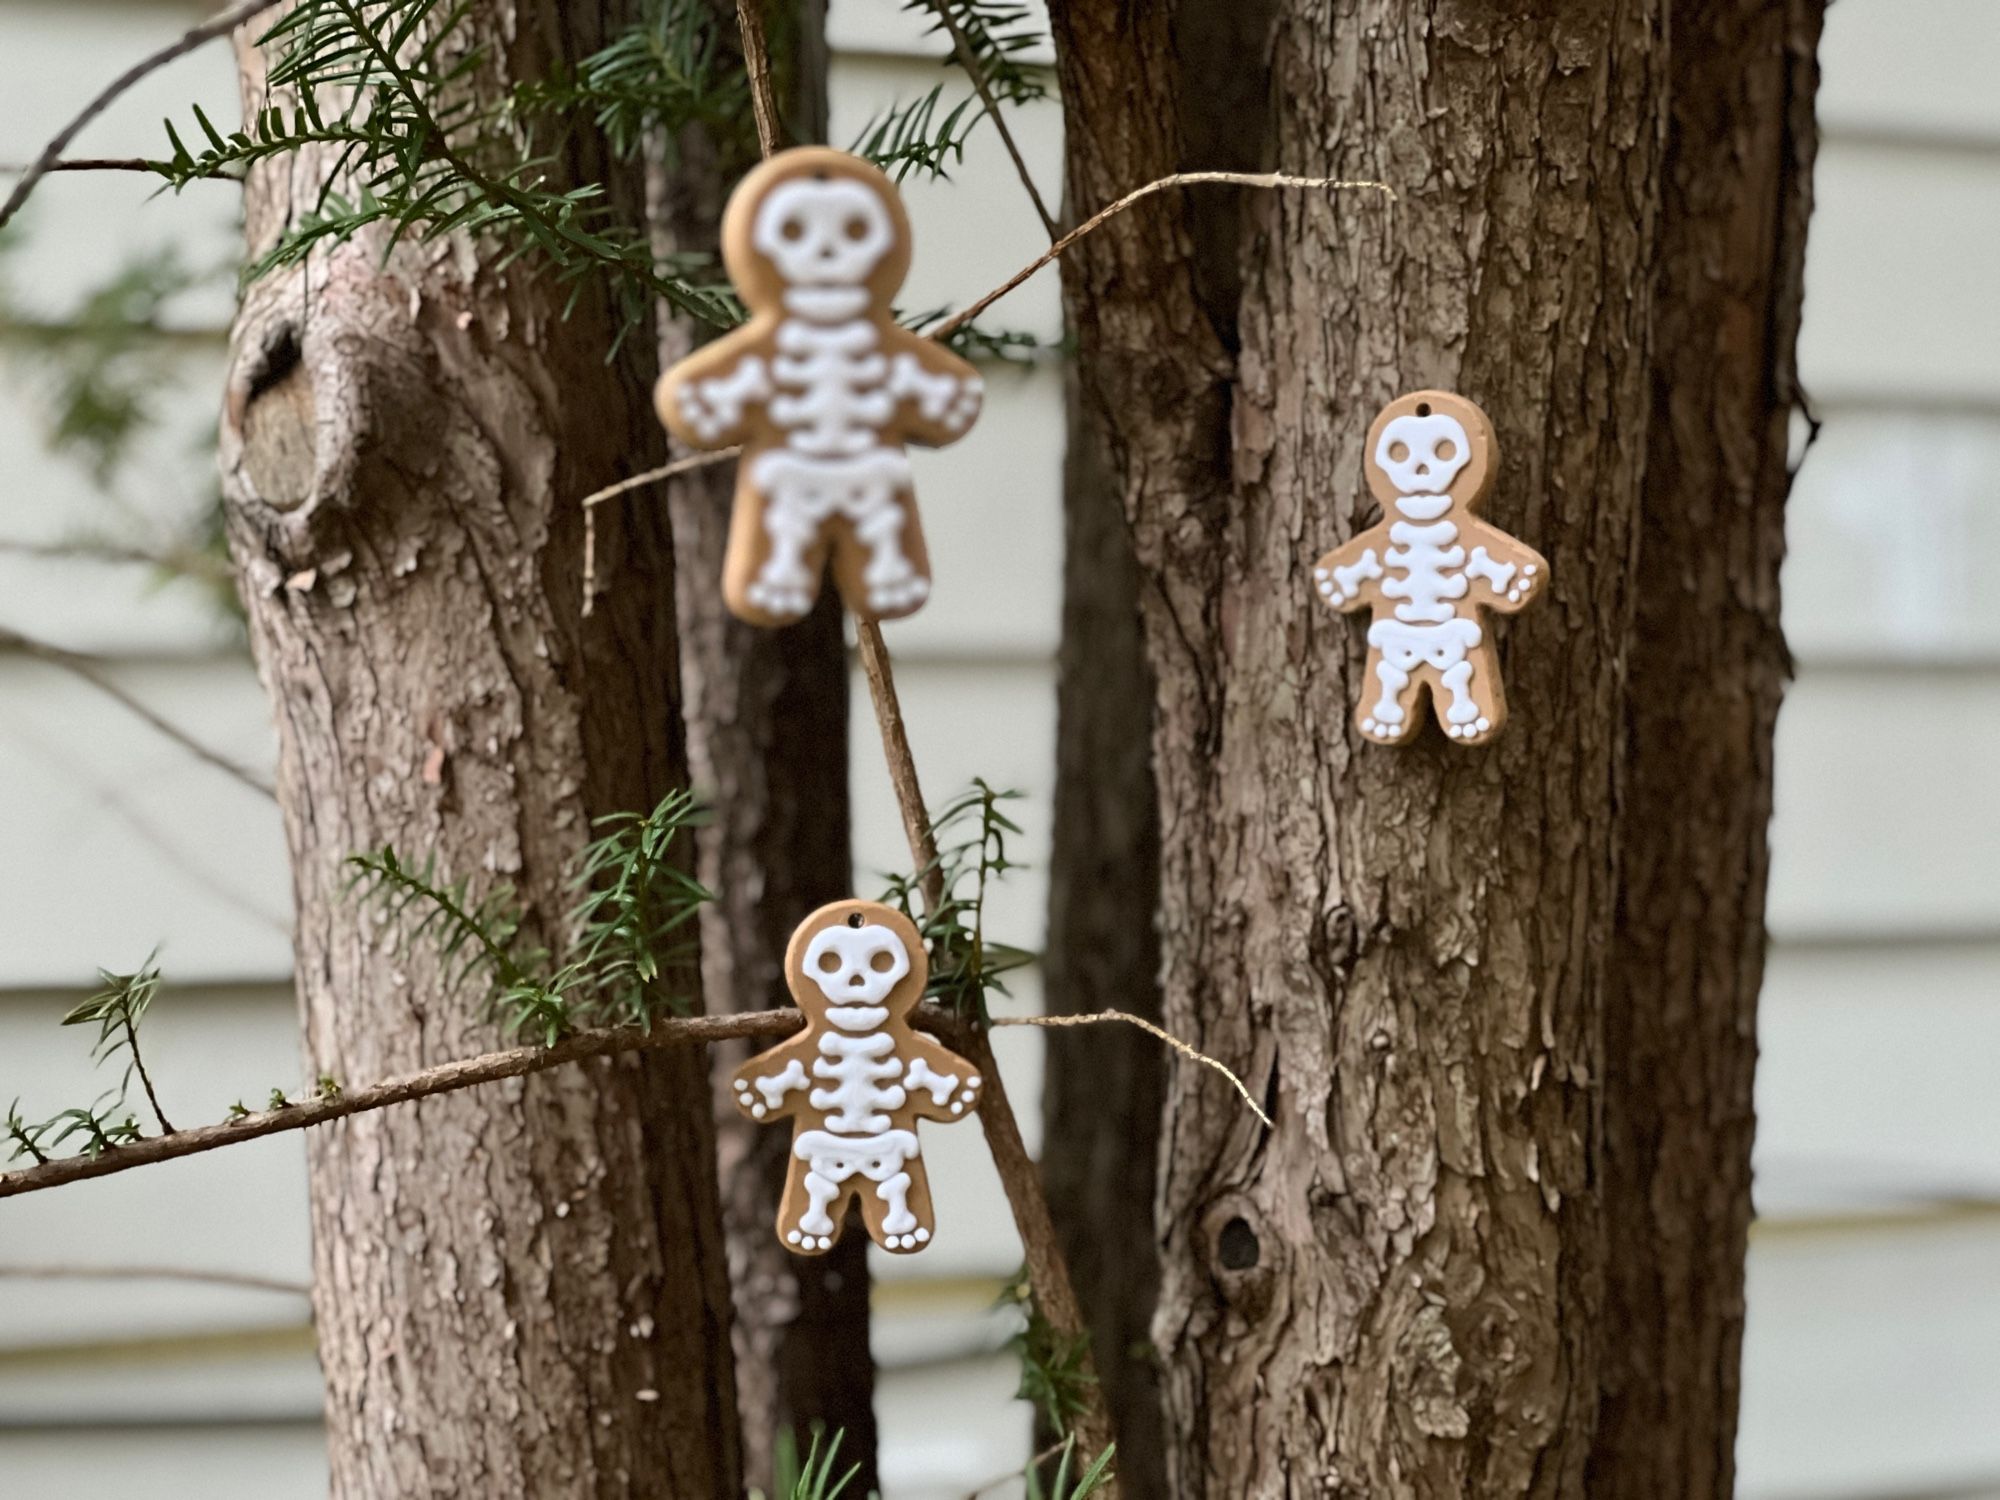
left=0, top=2, right=1994, bottom=1497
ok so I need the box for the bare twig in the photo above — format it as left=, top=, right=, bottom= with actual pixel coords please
left=0, top=0, right=287, bottom=236
left=927, top=0, right=1058, bottom=238
left=937, top=169, right=1396, bottom=340
left=579, top=448, right=737, bottom=512
left=733, top=0, right=783, bottom=159
left=0, top=627, right=275, bottom=799
left=997, top=1010, right=1270, bottom=1129
left=0, top=1264, right=306, bottom=1296
left=0, top=158, right=242, bottom=182
left=120, top=1006, right=175, bottom=1135
left=0, top=536, right=234, bottom=584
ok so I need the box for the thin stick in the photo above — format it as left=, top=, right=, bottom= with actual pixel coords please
left=0, top=158, right=242, bottom=182
left=0, top=627, right=276, bottom=800
left=936, top=170, right=1395, bottom=340
left=579, top=448, right=738, bottom=512
left=928, top=0, right=1058, bottom=239
left=0, top=0, right=287, bottom=236
left=0, top=1009, right=803, bottom=1200
left=0, top=1264, right=307, bottom=1296
left=121, top=1008, right=175, bottom=1135
left=733, top=0, right=784, bottom=159
left=997, top=1011, right=1270, bottom=1128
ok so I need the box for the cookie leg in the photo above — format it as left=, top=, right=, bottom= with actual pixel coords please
left=838, top=490, right=932, bottom=621
left=1358, top=645, right=1425, bottom=744
left=776, top=1153, right=846, bottom=1255
left=859, top=1156, right=934, bottom=1254
left=1432, top=647, right=1508, bottom=745
left=724, top=478, right=826, bottom=627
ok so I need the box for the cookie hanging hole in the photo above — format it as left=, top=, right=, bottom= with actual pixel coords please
left=846, top=912, right=865, bottom=928
left=1415, top=401, right=1432, bottom=417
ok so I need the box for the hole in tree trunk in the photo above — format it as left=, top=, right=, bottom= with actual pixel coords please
left=1218, top=1215, right=1260, bottom=1270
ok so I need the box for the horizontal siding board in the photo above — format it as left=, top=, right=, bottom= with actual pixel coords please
left=1799, top=143, right=2000, bottom=402
left=1785, top=410, right=2000, bottom=663
left=1767, top=666, right=2000, bottom=939
left=1757, top=944, right=2000, bottom=1211
left=0, top=656, right=290, bottom=986
left=1738, top=1219, right=2000, bottom=1500
left=1817, top=0, right=2000, bottom=144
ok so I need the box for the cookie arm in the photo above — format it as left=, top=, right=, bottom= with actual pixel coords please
left=656, top=327, right=773, bottom=450
left=1460, top=520, right=1548, bottom=613
left=895, top=1032, right=984, bottom=1123
left=884, top=332, right=983, bottom=448
left=729, top=1031, right=820, bottom=1123
left=1311, top=525, right=1393, bottom=613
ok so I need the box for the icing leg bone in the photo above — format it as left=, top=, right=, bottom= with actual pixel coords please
left=1362, top=618, right=1487, bottom=741
left=787, top=1129, right=925, bottom=1252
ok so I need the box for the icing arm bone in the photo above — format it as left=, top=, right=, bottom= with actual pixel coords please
left=1462, top=524, right=1547, bottom=611
left=730, top=1035, right=817, bottom=1122
left=900, top=1037, right=984, bottom=1120
left=1312, top=532, right=1390, bottom=612
left=669, top=344, right=772, bottom=447
left=888, top=348, right=983, bottom=441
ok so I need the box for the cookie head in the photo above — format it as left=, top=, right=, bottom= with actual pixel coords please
left=789, top=899, right=927, bottom=1031
left=1365, top=391, right=1496, bottom=507
left=723, top=148, right=911, bottom=320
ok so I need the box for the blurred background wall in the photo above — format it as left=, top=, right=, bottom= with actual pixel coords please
left=0, top=2, right=1995, bottom=1496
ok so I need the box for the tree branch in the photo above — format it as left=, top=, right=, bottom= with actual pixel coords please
left=0, top=627, right=275, bottom=799
left=0, top=1009, right=803, bottom=1199
left=0, top=0, right=287, bottom=236
left=926, top=0, right=1058, bottom=239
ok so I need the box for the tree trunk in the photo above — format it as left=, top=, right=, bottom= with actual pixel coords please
left=1051, top=0, right=1668, bottom=1492
left=1041, top=1, right=1276, bottom=1485
left=642, top=4, right=875, bottom=1490
left=219, top=7, right=738, bottom=1495
left=1591, top=3, right=1822, bottom=1494
left=1041, top=364, right=1167, bottom=1486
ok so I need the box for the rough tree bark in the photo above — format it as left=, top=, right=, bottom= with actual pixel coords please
left=641, top=3, right=875, bottom=1490
left=1041, top=4, right=1276, bottom=1488
left=1051, top=0, right=1671, bottom=1492
left=219, top=5, right=738, bottom=1494
left=1591, top=3, right=1822, bottom=1494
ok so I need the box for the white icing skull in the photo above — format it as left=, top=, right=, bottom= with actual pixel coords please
left=1375, top=411, right=1473, bottom=495
left=805, top=920, right=911, bottom=1008
left=752, top=177, right=895, bottom=287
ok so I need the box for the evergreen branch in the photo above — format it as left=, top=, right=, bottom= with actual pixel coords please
left=0, top=0, right=288, bottom=236
left=1028, top=1439, right=1117, bottom=1500
left=926, top=0, right=1055, bottom=234
left=0, top=1008, right=807, bottom=1198
left=785, top=1427, right=861, bottom=1500
left=1002, top=1266, right=1099, bottom=1439
left=345, top=846, right=538, bottom=993
left=64, top=954, right=174, bottom=1133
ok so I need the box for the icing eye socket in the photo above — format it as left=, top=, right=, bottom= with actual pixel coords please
left=843, top=216, right=871, bottom=241
left=780, top=218, right=805, bottom=242
left=1435, top=438, right=1456, bottom=461
left=869, top=950, right=896, bottom=973
left=1388, top=441, right=1410, bottom=463
left=818, top=950, right=843, bottom=974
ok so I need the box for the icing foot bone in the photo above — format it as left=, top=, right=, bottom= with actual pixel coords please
left=731, top=899, right=983, bottom=1256
left=655, top=148, right=983, bottom=628
left=1312, top=390, right=1549, bottom=746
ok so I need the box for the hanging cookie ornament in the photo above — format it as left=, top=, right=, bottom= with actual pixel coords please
left=731, top=899, right=982, bottom=1255
left=1313, top=390, right=1548, bottom=746
left=656, top=147, right=983, bottom=627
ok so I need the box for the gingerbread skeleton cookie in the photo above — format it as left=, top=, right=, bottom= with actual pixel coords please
left=656, top=147, right=983, bottom=627
left=731, top=899, right=982, bottom=1255
left=1313, top=391, right=1548, bottom=746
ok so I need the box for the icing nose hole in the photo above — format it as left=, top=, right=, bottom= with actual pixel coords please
left=847, top=973, right=866, bottom=987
